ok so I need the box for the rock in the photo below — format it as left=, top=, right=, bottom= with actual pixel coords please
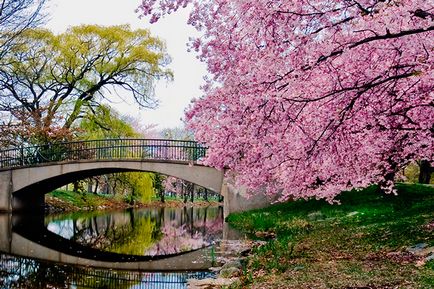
left=240, top=248, right=251, bottom=256
left=407, top=243, right=428, bottom=252
left=221, top=260, right=242, bottom=270
left=423, top=221, right=434, bottom=232
left=346, top=211, right=359, bottom=217
left=208, top=266, right=222, bottom=272
left=293, top=265, right=305, bottom=271
left=307, top=211, right=324, bottom=221
left=255, top=231, right=276, bottom=239
left=219, top=266, right=240, bottom=278
left=187, top=277, right=239, bottom=289
left=407, top=243, right=434, bottom=257
left=415, top=259, right=426, bottom=267
left=425, top=253, right=434, bottom=262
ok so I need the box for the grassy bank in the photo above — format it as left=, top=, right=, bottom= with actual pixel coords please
left=227, top=184, right=434, bottom=288
left=46, top=190, right=129, bottom=212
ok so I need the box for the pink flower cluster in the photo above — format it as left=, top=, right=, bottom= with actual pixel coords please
left=138, top=0, right=434, bottom=201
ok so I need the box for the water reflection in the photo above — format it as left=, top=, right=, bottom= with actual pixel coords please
left=0, top=252, right=215, bottom=289
left=45, top=206, right=224, bottom=256
left=0, top=206, right=225, bottom=288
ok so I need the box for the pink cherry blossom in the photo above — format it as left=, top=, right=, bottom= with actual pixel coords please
left=138, top=0, right=434, bottom=202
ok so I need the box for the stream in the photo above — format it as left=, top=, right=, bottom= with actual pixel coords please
left=0, top=205, right=239, bottom=288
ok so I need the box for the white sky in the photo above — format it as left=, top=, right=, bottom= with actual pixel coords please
left=44, top=0, right=206, bottom=129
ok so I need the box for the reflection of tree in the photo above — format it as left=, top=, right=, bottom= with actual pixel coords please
left=107, top=215, right=158, bottom=255
left=146, top=207, right=223, bottom=256
left=47, top=210, right=161, bottom=256
left=0, top=258, right=69, bottom=289
left=190, top=206, right=224, bottom=240
left=46, top=206, right=224, bottom=257
left=70, top=214, right=117, bottom=250
left=146, top=221, right=207, bottom=255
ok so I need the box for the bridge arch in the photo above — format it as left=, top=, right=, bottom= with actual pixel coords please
left=2, top=160, right=223, bottom=212
left=0, top=139, right=224, bottom=212
left=0, top=138, right=271, bottom=216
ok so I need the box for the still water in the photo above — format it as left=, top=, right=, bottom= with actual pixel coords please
left=0, top=206, right=224, bottom=288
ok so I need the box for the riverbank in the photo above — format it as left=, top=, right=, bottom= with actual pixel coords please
left=226, top=183, right=434, bottom=288
left=45, top=189, right=221, bottom=214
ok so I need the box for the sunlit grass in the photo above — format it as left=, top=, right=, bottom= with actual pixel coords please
left=227, top=183, right=434, bottom=288
left=46, top=189, right=124, bottom=211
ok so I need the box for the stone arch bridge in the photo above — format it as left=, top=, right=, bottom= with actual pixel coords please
left=0, top=139, right=270, bottom=216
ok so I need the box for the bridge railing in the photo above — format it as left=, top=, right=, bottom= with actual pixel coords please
left=0, top=139, right=207, bottom=169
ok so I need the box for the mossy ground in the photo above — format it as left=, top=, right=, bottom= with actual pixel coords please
left=227, top=184, right=434, bottom=288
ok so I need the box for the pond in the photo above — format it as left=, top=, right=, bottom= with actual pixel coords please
left=0, top=206, right=228, bottom=288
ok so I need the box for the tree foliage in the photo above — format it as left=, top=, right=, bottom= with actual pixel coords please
left=78, top=105, right=156, bottom=203
left=138, top=0, right=434, bottom=201
left=108, top=172, right=155, bottom=204
left=0, top=0, right=46, bottom=58
left=79, top=105, right=139, bottom=139
left=0, top=24, right=172, bottom=145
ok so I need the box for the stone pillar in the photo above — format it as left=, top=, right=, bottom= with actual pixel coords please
left=221, top=179, right=272, bottom=219
left=0, top=170, right=12, bottom=212
left=0, top=214, right=11, bottom=253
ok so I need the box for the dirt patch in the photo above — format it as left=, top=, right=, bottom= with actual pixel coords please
left=365, top=251, right=418, bottom=265
left=343, top=285, right=401, bottom=289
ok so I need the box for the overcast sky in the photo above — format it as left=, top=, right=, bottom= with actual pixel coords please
left=44, top=0, right=206, bottom=129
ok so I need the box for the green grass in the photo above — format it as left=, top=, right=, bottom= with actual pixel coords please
left=227, top=183, right=434, bottom=288
left=46, top=189, right=124, bottom=210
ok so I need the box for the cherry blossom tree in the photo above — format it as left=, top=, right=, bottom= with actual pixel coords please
left=162, top=176, right=191, bottom=202
left=138, top=0, right=434, bottom=201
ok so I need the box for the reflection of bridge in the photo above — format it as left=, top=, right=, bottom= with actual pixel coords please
left=0, top=214, right=216, bottom=271
left=0, top=254, right=213, bottom=289
left=0, top=139, right=224, bottom=212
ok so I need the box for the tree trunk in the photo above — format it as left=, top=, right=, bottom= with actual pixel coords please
left=183, top=184, right=188, bottom=203
left=190, top=184, right=194, bottom=203
left=160, top=190, right=165, bottom=203
left=419, top=160, right=432, bottom=184
left=204, top=188, right=208, bottom=202
left=73, top=181, right=79, bottom=193
left=218, top=194, right=223, bottom=202
left=87, top=180, right=92, bottom=194
left=93, top=180, right=99, bottom=194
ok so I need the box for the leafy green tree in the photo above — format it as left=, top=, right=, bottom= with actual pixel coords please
left=79, top=105, right=139, bottom=139
left=78, top=105, right=156, bottom=203
left=0, top=24, right=172, bottom=145
left=152, top=173, right=165, bottom=203
left=109, top=172, right=155, bottom=204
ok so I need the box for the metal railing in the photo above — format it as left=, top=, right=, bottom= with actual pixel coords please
left=0, top=139, right=207, bottom=169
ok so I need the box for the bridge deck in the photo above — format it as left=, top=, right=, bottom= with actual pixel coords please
left=0, top=138, right=207, bottom=169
